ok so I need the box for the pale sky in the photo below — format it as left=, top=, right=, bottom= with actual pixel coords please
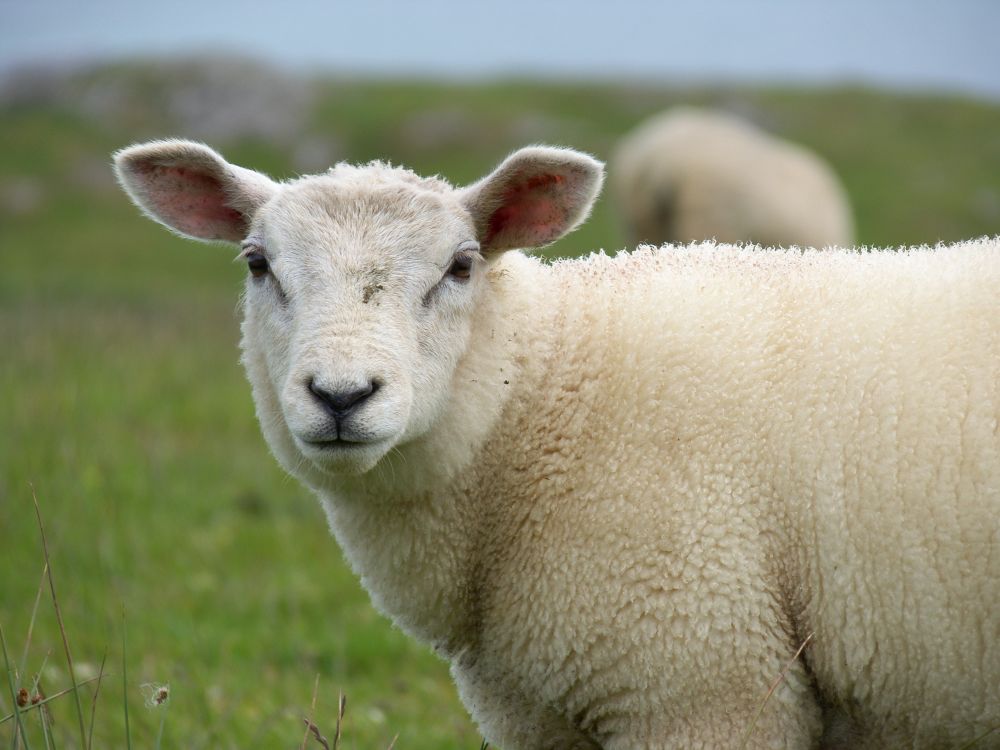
left=2, top=0, right=998, bottom=98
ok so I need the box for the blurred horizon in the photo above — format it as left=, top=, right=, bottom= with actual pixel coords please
left=2, top=0, right=998, bottom=100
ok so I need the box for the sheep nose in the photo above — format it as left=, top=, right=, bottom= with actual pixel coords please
left=308, top=378, right=378, bottom=418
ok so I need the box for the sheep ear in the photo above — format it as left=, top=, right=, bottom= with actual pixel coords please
left=113, top=139, right=277, bottom=243
left=461, top=146, right=604, bottom=252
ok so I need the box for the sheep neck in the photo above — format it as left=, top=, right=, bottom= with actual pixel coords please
left=313, top=251, right=557, bottom=654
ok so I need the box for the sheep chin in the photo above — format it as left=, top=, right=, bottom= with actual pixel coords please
left=296, top=437, right=394, bottom=478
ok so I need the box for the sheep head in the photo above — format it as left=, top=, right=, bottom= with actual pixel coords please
left=114, top=140, right=603, bottom=478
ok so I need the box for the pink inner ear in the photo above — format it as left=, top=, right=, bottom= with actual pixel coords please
left=485, top=171, right=570, bottom=248
left=140, top=164, right=246, bottom=241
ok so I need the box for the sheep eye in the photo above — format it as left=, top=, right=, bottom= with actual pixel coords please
left=446, top=253, right=474, bottom=281
left=246, top=251, right=269, bottom=278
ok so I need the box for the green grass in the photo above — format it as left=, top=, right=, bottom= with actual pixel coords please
left=2, top=65, right=1000, bottom=748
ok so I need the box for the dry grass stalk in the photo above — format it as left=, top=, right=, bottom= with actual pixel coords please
left=31, top=485, right=89, bottom=748
left=738, top=632, right=814, bottom=749
left=303, top=718, right=331, bottom=750
left=333, top=692, right=346, bottom=749
left=0, top=675, right=104, bottom=726
left=1, top=623, right=32, bottom=749
left=300, top=673, right=322, bottom=750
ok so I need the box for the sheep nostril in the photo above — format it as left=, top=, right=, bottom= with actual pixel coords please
left=308, top=378, right=377, bottom=418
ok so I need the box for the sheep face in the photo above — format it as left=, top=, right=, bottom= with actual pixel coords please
left=239, top=174, right=484, bottom=476
left=114, top=141, right=603, bottom=478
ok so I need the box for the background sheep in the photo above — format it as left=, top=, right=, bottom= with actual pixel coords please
left=612, top=107, right=854, bottom=248
left=114, top=139, right=999, bottom=749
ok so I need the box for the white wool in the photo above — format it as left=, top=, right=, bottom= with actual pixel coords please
left=612, top=107, right=854, bottom=249
left=115, top=139, right=998, bottom=750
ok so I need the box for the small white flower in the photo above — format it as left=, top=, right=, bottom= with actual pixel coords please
left=141, top=682, right=171, bottom=708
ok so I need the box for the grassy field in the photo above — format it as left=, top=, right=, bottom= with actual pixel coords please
left=2, top=61, right=1000, bottom=748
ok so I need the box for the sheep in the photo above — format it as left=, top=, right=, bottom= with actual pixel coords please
left=113, top=138, right=1000, bottom=750
left=611, top=107, right=854, bottom=249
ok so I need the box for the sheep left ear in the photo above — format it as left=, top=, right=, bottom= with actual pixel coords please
left=460, top=146, right=604, bottom=252
left=113, top=139, right=277, bottom=243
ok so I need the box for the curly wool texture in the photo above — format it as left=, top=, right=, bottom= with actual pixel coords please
left=114, top=139, right=998, bottom=749
left=322, top=241, right=1000, bottom=749
left=611, top=108, right=854, bottom=249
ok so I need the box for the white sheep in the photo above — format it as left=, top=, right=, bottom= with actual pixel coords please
left=612, top=107, right=854, bottom=249
left=114, top=139, right=999, bottom=750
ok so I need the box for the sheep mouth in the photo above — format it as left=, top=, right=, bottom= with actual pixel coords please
left=296, top=434, right=391, bottom=476
left=297, top=424, right=383, bottom=448
left=301, top=437, right=371, bottom=449
left=296, top=431, right=390, bottom=457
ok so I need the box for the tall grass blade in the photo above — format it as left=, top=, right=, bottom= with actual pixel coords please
left=738, top=632, right=814, bottom=750
left=26, top=661, right=51, bottom=750
left=303, top=720, right=330, bottom=749
left=120, top=609, right=131, bottom=750
left=154, top=703, right=168, bottom=750
left=1, top=624, right=31, bottom=750
left=18, top=567, right=47, bottom=693
left=955, top=725, right=999, bottom=750
left=86, top=651, right=107, bottom=750
left=333, top=693, right=345, bottom=750
left=36, top=705, right=51, bottom=750
left=30, top=488, right=87, bottom=750
left=300, top=674, right=321, bottom=750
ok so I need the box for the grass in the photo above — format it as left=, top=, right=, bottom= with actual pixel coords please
left=2, top=489, right=413, bottom=749
left=737, top=633, right=814, bottom=749
left=32, top=486, right=90, bottom=748
left=2, top=62, right=1000, bottom=747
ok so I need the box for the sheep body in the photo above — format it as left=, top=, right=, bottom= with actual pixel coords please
left=328, top=243, right=1000, bottom=750
left=114, top=140, right=999, bottom=749
left=612, top=107, right=854, bottom=248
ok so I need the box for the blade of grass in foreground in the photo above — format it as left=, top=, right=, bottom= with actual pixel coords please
left=27, top=656, right=48, bottom=750
left=121, top=608, right=131, bottom=750
left=334, top=693, right=345, bottom=750
left=154, top=699, right=168, bottom=750
left=18, top=566, right=47, bottom=695
left=300, top=674, right=321, bottom=750
left=31, top=487, right=88, bottom=750
left=955, top=725, right=1000, bottom=750
left=1, top=623, right=32, bottom=750
left=26, top=661, right=51, bottom=750
left=738, top=632, right=814, bottom=750
left=38, top=712, right=51, bottom=750
left=0, top=676, right=104, bottom=726
left=86, top=651, right=107, bottom=750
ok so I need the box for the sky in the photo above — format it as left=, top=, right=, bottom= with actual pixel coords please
left=2, top=0, right=999, bottom=99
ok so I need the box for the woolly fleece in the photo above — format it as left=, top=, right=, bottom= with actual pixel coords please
left=114, top=140, right=999, bottom=750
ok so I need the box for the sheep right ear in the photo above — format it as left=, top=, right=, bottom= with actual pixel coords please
left=460, top=146, right=604, bottom=253
left=113, top=139, right=278, bottom=243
